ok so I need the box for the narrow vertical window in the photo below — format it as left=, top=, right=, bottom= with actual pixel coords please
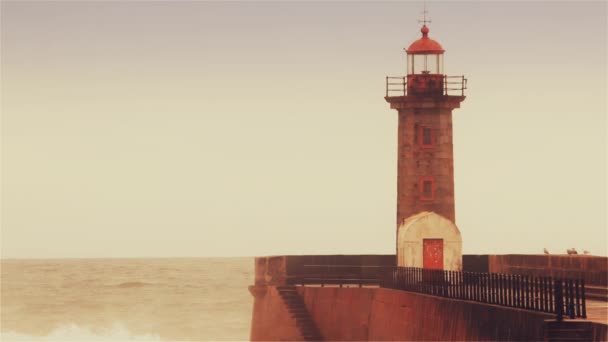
left=418, top=126, right=434, bottom=148
left=419, top=177, right=435, bottom=200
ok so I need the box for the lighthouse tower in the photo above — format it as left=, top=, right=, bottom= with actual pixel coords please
left=386, top=20, right=466, bottom=270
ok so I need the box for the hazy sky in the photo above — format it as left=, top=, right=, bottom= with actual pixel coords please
left=1, top=1, right=606, bottom=258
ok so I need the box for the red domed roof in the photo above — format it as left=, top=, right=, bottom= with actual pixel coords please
left=406, top=25, right=445, bottom=55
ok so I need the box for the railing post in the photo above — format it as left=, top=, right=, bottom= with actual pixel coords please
left=510, top=274, right=515, bottom=307
left=507, top=274, right=513, bottom=306
left=445, top=270, right=449, bottom=297
left=525, top=276, right=531, bottom=309
left=518, top=275, right=523, bottom=308
left=478, top=273, right=482, bottom=302
left=461, top=271, right=465, bottom=300
left=432, top=270, right=441, bottom=296
left=531, top=276, right=536, bottom=310
left=547, top=277, right=555, bottom=312
left=581, top=278, right=587, bottom=319
left=411, top=267, right=415, bottom=291
left=513, top=275, right=519, bottom=307
left=477, top=273, right=482, bottom=302
left=471, top=273, right=476, bottom=301
left=563, top=279, right=569, bottom=316
left=482, top=273, right=487, bottom=302
left=430, top=269, right=434, bottom=295
left=568, top=280, right=575, bottom=319
left=489, top=274, right=494, bottom=304
left=555, top=279, right=564, bottom=321
left=503, top=274, right=508, bottom=305
left=460, top=271, right=464, bottom=299
left=471, top=272, right=476, bottom=301
left=470, top=272, right=477, bottom=301
left=462, top=272, right=471, bottom=300
left=461, top=76, right=464, bottom=96
left=446, top=271, right=451, bottom=298
left=460, top=271, right=464, bottom=300
left=436, top=270, right=441, bottom=296
left=410, top=268, right=414, bottom=292
left=502, top=274, right=508, bottom=305
left=575, top=279, right=581, bottom=318
left=489, top=273, right=493, bottom=303
left=422, top=268, right=426, bottom=293
left=541, top=277, right=546, bottom=312
left=487, top=273, right=492, bottom=303
left=536, top=276, right=541, bottom=311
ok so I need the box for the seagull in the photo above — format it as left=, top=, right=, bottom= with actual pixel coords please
left=543, top=248, right=549, bottom=255
left=567, top=248, right=578, bottom=255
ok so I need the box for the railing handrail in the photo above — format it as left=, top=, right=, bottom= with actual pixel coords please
left=294, top=265, right=587, bottom=320
left=385, top=74, right=466, bottom=97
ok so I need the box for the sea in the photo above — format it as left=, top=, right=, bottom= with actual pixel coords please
left=0, top=258, right=254, bottom=341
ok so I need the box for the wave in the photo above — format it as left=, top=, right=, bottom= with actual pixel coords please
left=1, top=323, right=161, bottom=341
left=113, top=281, right=157, bottom=289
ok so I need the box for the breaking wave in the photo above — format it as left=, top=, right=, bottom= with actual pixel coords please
left=1, top=323, right=161, bottom=341
left=113, top=281, right=157, bottom=288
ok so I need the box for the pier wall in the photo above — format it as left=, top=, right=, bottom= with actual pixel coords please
left=464, top=255, right=608, bottom=286
left=250, top=285, right=607, bottom=341
left=299, top=286, right=552, bottom=341
left=250, top=255, right=607, bottom=341
left=249, top=285, right=301, bottom=341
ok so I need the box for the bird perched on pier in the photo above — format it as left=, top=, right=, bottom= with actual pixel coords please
left=543, top=248, right=549, bottom=255
left=567, top=248, right=578, bottom=255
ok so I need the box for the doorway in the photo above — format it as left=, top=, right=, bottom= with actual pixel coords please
left=423, top=238, right=444, bottom=270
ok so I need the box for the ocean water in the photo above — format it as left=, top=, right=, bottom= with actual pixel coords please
left=1, top=258, right=254, bottom=341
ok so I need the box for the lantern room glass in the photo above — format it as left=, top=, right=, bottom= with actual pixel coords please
left=407, top=54, right=443, bottom=75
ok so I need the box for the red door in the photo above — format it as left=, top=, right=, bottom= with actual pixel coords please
left=423, top=239, right=444, bottom=270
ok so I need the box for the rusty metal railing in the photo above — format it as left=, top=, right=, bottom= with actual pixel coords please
left=382, top=267, right=586, bottom=320
left=386, top=76, right=407, bottom=97
left=444, top=75, right=467, bottom=96
left=293, top=265, right=587, bottom=320
left=385, top=75, right=467, bottom=97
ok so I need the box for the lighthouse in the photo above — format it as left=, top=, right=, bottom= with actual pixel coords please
left=386, top=19, right=466, bottom=271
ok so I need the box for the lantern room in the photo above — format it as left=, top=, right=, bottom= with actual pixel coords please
left=405, top=25, right=445, bottom=96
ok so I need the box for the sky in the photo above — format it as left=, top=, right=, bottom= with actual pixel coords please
left=1, top=1, right=606, bottom=258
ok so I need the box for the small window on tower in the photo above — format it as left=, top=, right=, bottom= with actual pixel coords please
left=418, top=126, right=434, bottom=148
left=419, top=177, right=435, bottom=201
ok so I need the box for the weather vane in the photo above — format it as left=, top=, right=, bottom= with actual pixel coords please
left=418, top=2, right=431, bottom=26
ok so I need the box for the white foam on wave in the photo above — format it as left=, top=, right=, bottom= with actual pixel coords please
left=1, top=323, right=161, bottom=341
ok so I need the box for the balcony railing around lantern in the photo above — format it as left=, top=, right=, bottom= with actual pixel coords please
left=385, top=75, right=467, bottom=97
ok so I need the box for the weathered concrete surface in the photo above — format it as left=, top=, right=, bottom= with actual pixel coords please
left=386, top=96, right=465, bottom=246
left=254, top=255, right=396, bottom=286
left=300, top=286, right=554, bottom=341
left=250, top=285, right=607, bottom=341
left=249, top=285, right=301, bottom=341
left=397, top=211, right=462, bottom=270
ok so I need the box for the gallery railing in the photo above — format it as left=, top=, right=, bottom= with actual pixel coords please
left=294, top=265, right=587, bottom=320
left=385, top=75, right=467, bottom=97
